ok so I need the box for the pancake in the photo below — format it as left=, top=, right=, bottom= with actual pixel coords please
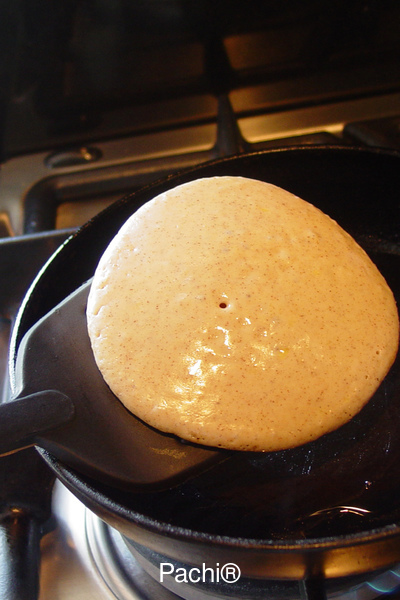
left=87, top=176, right=399, bottom=452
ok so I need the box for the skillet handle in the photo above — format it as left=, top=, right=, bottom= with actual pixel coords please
left=0, top=391, right=75, bottom=456
left=0, top=509, right=42, bottom=600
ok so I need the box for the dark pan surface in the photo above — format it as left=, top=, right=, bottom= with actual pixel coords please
left=10, top=146, right=400, bottom=546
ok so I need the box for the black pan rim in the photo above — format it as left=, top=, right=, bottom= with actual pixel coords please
left=45, top=447, right=400, bottom=554
left=70, top=143, right=400, bottom=237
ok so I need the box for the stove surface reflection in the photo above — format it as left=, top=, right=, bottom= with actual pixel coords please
left=39, top=481, right=400, bottom=600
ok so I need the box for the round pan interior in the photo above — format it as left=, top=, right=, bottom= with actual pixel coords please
left=9, top=146, right=400, bottom=566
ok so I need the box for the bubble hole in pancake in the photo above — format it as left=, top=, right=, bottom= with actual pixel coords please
left=87, top=176, right=399, bottom=452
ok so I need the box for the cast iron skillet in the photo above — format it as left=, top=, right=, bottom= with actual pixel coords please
left=9, top=146, right=400, bottom=582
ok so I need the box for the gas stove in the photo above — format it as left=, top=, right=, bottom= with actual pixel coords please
left=36, top=481, right=400, bottom=600
left=1, top=3, right=400, bottom=599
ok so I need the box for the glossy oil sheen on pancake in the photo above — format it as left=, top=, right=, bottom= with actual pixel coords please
left=87, top=177, right=399, bottom=451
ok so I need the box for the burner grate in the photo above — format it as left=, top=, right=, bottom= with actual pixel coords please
left=85, top=507, right=400, bottom=600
